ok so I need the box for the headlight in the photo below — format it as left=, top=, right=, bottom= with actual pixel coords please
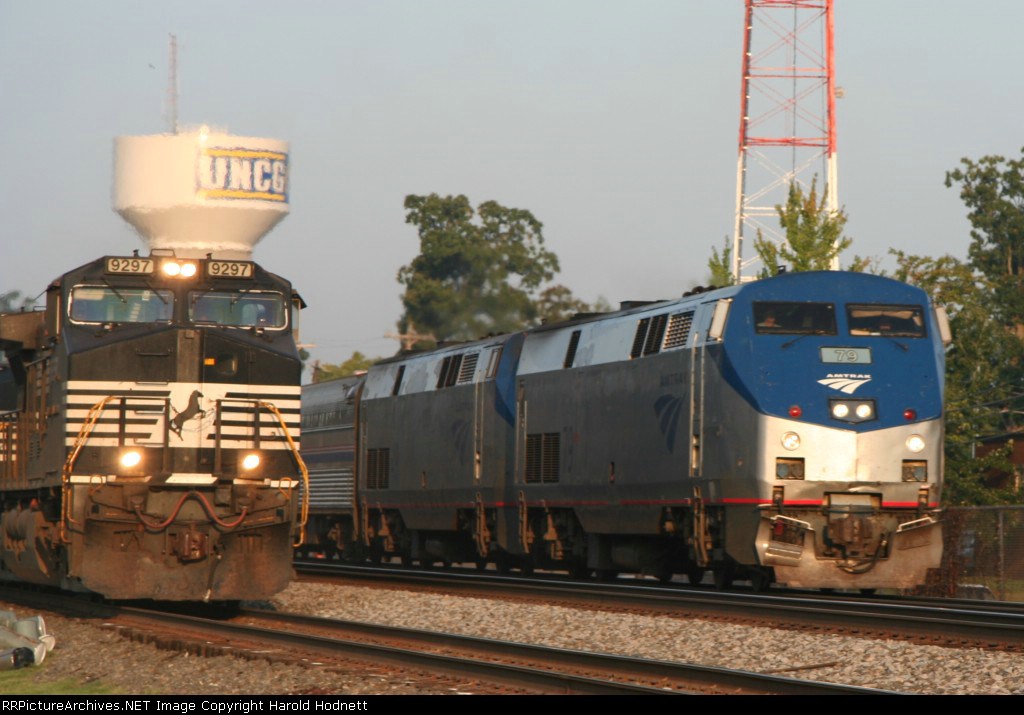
left=120, top=450, right=142, bottom=468
left=906, top=435, right=926, bottom=453
left=781, top=432, right=801, bottom=451
left=242, top=453, right=261, bottom=470
left=161, top=260, right=198, bottom=278
left=829, top=399, right=876, bottom=424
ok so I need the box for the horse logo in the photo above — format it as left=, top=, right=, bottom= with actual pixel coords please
left=170, top=390, right=205, bottom=439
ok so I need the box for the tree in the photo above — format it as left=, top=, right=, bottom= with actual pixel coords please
left=0, top=291, right=34, bottom=313
left=946, top=148, right=1024, bottom=336
left=706, top=237, right=734, bottom=287
left=887, top=250, right=1023, bottom=505
left=397, top=194, right=596, bottom=343
left=312, top=351, right=382, bottom=382
left=753, top=179, right=851, bottom=277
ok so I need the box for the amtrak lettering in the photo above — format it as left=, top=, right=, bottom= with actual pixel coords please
left=817, top=373, right=872, bottom=394
left=197, top=147, right=288, bottom=202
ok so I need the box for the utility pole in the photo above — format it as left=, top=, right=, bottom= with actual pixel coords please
left=732, top=0, right=839, bottom=282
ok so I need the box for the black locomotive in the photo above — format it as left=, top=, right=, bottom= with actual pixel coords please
left=0, top=253, right=305, bottom=600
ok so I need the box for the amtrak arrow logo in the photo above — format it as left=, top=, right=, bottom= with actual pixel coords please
left=817, top=374, right=872, bottom=394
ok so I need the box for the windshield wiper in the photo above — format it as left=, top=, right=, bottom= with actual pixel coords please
left=781, top=330, right=830, bottom=349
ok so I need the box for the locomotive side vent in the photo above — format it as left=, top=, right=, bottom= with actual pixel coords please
left=525, top=432, right=560, bottom=484
left=392, top=365, right=406, bottom=396
left=630, top=318, right=651, bottom=359
left=663, top=312, right=694, bottom=349
left=457, top=352, right=479, bottom=384
left=437, top=354, right=465, bottom=389
left=564, top=330, right=582, bottom=369
left=643, top=313, right=668, bottom=356
left=366, top=447, right=390, bottom=489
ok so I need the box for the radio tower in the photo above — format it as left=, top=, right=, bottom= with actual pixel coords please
left=731, top=0, right=838, bottom=282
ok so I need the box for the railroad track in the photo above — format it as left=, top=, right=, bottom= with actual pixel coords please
left=295, top=560, right=1024, bottom=652
left=0, top=586, right=886, bottom=695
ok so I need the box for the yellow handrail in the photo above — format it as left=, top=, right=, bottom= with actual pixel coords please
left=60, top=395, right=117, bottom=542
left=258, top=400, right=310, bottom=547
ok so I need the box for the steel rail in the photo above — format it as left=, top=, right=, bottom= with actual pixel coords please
left=295, top=560, right=1024, bottom=649
left=139, top=604, right=888, bottom=695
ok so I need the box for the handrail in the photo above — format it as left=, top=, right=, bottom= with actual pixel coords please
left=257, top=399, right=310, bottom=547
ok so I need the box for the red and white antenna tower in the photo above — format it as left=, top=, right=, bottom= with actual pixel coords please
left=731, top=0, right=838, bottom=282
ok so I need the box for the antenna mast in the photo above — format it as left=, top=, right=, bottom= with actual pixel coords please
left=731, top=0, right=838, bottom=282
left=167, top=34, right=179, bottom=135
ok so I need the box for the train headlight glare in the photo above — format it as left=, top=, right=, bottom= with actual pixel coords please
left=855, top=403, right=873, bottom=419
left=180, top=262, right=197, bottom=278
left=242, top=453, right=261, bottom=470
left=162, top=261, right=181, bottom=277
left=781, top=432, right=801, bottom=451
left=120, top=450, right=142, bottom=468
left=832, top=403, right=850, bottom=419
left=906, top=435, right=926, bottom=453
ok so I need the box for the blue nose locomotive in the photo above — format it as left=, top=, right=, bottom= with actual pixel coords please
left=302, top=270, right=948, bottom=590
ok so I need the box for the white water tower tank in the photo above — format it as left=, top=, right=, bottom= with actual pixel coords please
left=113, top=128, right=289, bottom=259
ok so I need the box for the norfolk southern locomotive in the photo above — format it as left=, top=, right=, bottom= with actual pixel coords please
left=302, top=271, right=949, bottom=590
left=0, top=254, right=305, bottom=600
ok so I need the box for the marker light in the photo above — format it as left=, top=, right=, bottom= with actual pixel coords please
left=904, top=408, right=917, bottom=421
left=906, top=435, right=926, bottom=453
left=781, top=432, right=801, bottom=451
left=120, top=450, right=142, bottom=468
left=242, top=453, right=261, bottom=470
left=788, top=405, right=803, bottom=419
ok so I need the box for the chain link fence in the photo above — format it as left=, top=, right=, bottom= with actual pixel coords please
left=918, top=506, right=1024, bottom=601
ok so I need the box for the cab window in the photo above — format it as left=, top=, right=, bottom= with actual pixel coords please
left=847, top=305, right=925, bottom=337
left=69, top=286, right=173, bottom=324
left=189, top=291, right=287, bottom=329
left=753, top=302, right=836, bottom=335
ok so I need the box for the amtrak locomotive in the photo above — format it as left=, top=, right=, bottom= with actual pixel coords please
left=301, top=271, right=949, bottom=590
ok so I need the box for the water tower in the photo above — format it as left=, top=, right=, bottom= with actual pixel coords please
left=112, top=127, right=290, bottom=259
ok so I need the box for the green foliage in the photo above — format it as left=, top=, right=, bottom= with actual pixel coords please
left=946, top=148, right=1024, bottom=333
left=753, top=179, right=851, bottom=277
left=706, top=237, right=735, bottom=286
left=313, top=351, right=382, bottom=382
left=0, top=291, right=34, bottom=313
left=397, top=194, right=596, bottom=341
left=887, top=250, right=1024, bottom=505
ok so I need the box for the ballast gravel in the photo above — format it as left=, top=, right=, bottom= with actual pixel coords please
left=13, top=582, right=1024, bottom=695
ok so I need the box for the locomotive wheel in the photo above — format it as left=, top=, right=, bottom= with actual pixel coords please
left=474, top=557, right=489, bottom=572
left=685, top=567, right=706, bottom=585
left=749, top=568, right=771, bottom=593
left=495, top=554, right=513, bottom=575
left=713, top=566, right=735, bottom=590
left=567, top=560, right=590, bottom=579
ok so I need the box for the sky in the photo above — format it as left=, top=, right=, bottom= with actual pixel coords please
left=1, top=1, right=1021, bottom=371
